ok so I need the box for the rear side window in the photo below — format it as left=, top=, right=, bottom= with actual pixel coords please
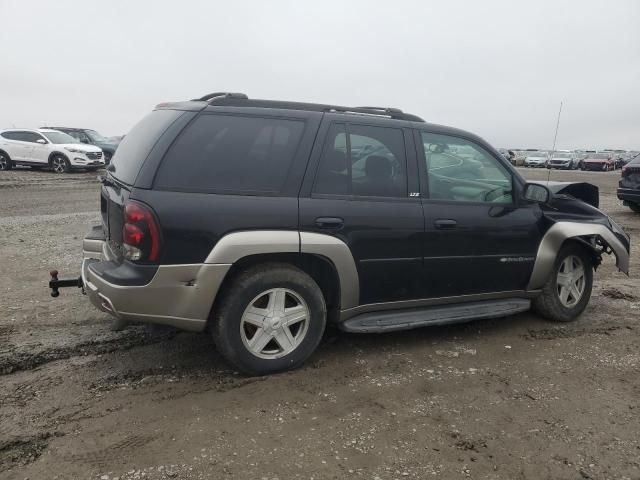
left=154, top=114, right=305, bottom=194
left=109, top=109, right=184, bottom=185
left=1, top=132, right=21, bottom=141
left=313, top=123, right=407, bottom=197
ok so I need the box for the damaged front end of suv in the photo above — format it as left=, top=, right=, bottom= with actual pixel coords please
left=526, top=180, right=630, bottom=291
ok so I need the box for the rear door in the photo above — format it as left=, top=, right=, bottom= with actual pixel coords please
left=299, top=115, right=424, bottom=306
left=416, top=129, right=543, bottom=297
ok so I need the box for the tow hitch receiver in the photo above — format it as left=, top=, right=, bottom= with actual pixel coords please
left=49, top=270, right=83, bottom=297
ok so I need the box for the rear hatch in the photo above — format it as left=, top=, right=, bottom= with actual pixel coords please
left=101, top=109, right=187, bottom=261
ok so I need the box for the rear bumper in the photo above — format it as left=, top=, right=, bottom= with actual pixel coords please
left=82, top=227, right=230, bottom=331
left=617, top=188, right=640, bottom=205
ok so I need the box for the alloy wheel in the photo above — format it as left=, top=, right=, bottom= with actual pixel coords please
left=52, top=157, right=66, bottom=173
left=0, top=154, right=7, bottom=170
left=240, top=288, right=310, bottom=359
left=556, top=255, right=586, bottom=308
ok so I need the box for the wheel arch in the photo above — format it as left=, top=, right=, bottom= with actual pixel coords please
left=202, top=230, right=360, bottom=326
left=210, top=252, right=342, bottom=325
left=527, top=221, right=629, bottom=290
left=48, top=151, right=69, bottom=164
left=0, top=148, right=11, bottom=159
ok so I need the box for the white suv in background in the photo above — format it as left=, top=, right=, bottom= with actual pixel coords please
left=0, top=128, right=105, bottom=173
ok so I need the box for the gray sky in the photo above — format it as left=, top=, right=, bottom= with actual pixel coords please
left=1, top=0, right=639, bottom=150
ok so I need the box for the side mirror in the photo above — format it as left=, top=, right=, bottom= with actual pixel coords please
left=523, top=182, right=551, bottom=204
left=36, top=139, right=46, bottom=144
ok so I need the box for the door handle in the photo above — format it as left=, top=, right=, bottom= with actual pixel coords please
left=315, top=217, right=344, bottom=229
left=434, top=219, right=457, bottom=229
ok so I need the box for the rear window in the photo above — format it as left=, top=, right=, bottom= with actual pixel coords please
left=154, top=114, right=304, bottom=194
left=109, top=109, right=184, bottom=185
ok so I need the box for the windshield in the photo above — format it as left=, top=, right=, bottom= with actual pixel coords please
left=41, top=131, right=80, bottom=144
left=589, top=153, right=610, bottom=159
left=527, top=152, right=547, bottom=158
left=553, top=153, right=572, bottom=159
left=86, top=130, right=108, bottom=142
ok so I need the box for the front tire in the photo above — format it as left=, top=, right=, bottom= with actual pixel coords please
left=628, top=203, right=640, bottom=213
left=0, top=152, right=12, bottom=170
left=532, top=244, right=593, bottom=322
left=51, top=155, right=70, bottom=174
left=211, top=263, right=327, bottom=375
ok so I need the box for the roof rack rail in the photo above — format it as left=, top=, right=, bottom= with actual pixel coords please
left=328, top=106, right=422, bottom=122
left=194, top=93, right=425, bottom=122
left=356, top=106, right=404, bottom=114
left=195, top=92, right=249, bottom=102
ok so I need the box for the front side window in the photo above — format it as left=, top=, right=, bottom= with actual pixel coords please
left=314, top=123, right=407, bottom=197
left=421, top=132, right=512, bottom=203
left=155, top=114, right=305, bottom=194
left=21, top=132, right=46, bottom=143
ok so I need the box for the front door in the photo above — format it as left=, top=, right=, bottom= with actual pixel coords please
left=30, top=132, right=50, bottom=164
left=299, top=118, right=424, bottom=306
left=416, top=130, right=543, bottom=298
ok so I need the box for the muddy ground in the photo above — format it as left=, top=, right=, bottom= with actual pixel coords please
left=1, top=167, right=639, bottom=480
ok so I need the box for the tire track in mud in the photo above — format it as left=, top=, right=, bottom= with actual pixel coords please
left=0, top=431, right=63, bottom=472
left=0, top=326, right=179, bottom=375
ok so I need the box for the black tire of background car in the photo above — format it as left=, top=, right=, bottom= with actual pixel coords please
left=628, top=203, right=640, bottom=213
left=51, top=155, right=70, bottom=174
left=104, top=152, right=112, bottom=164
left=211, top=263, right=327, bottom=375
left=0, top=152, right=12, bottom=170
left=532, top=243, right=593, bottom=322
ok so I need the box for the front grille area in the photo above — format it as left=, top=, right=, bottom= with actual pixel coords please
left=86, top=151, right=103, bottom=160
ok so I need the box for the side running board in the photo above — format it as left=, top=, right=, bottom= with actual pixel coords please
left=340, top=299, right=531, bottom=333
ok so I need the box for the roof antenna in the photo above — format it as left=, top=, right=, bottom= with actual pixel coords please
left=547, top=101, right=563, bottom=184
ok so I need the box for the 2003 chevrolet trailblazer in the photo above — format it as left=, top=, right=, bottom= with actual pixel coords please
left=49, top=92, right=630, bottom=375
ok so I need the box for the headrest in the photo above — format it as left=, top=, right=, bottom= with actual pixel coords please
left=365, top=155, right=392, bottom=179
left=326, top=149, right=347, bottom=172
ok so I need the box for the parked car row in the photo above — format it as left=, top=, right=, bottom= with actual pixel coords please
left=0, top=127, right=119, bottom=173
left=500, top=148, right=639, bottom=172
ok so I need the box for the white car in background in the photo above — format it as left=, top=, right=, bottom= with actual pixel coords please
left=523, top=151, right=550, bottom=168
left=0, top=128, right=104, bottom=173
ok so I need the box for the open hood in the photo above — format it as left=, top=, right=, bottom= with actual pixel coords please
left=530, top=181, right=599, bottom=208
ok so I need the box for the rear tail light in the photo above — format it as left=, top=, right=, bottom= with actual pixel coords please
left=122, top=200, right=161, bottom=262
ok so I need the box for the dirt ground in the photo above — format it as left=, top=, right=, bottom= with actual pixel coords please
left=1, top=167, right=639, bottom=480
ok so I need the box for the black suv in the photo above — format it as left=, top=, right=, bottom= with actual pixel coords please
left=43, top=127, right=119, bottom=164
left=53, top=92, right=630, bottom=375
left=618, top=153, right=640, bottom=212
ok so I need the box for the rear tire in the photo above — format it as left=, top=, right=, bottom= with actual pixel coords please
left=211, top=263, right=327, bottom=375
left=532, top=244, right=593, bottom=322
left=51, top=155, right=70, bottom=174
left=0, top=152, right=12, bottom=170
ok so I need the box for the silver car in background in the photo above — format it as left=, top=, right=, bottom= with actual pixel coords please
left=524, top=151, right=550, bottom=168
left=547, top=151, right=581, bottom=170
